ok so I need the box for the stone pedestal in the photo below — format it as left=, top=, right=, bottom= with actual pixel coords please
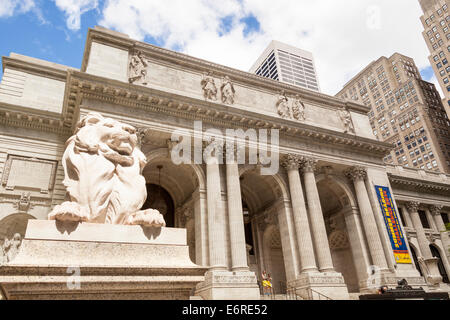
left=0, top=220, right=207, bottom=300
left=422, top=257, right=443, bottom=286
left=195, top=270, right=260, bottom=300
left=288, top=272, right=349, bottom=300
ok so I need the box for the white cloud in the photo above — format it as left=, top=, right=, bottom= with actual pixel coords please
left=97, top=0, right=433, bottom=96
left=53, top=0, right=98, bottom=30
left=0, top=0, right=36, bottom=17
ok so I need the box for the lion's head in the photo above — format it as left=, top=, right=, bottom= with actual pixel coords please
left=70, top=112, right=142, bottom=167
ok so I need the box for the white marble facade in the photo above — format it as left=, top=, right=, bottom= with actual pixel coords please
left=0, top=26, right=449, bottom=299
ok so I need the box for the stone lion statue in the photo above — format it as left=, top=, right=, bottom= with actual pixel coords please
left=48, top=112, right=165, bottom=227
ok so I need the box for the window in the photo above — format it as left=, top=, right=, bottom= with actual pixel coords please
left=418, top=210, right=430, bottom=229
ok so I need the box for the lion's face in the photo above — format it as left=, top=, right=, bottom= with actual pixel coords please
left=101, top=118, right=138, bottom=156
left=74, top=113, right=138, bottom=157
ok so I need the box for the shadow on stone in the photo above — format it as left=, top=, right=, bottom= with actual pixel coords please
left=55, top=220, right=80, bottom=235
left=141, top=226, right=162, bottom=240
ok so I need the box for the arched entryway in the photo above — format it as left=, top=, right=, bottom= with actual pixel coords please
left=239, top=166, right=290, bottom=294
left=142, top=184, right=175, bottom=227
left=143, top=148, right=206, bottom=265
left=0, top=213, right=35, bottom=241
left=316, top=175, right=360, bottom=293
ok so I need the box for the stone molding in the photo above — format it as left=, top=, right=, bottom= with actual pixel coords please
left=59, top=70, right=393, bottom=161
left=388, top=174, right=450, bottom=196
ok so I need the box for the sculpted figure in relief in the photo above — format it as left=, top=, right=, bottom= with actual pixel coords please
left=292, top=94, right=306, bottom=121
left=201, top=71, right=217, bottom=101
left=220, top=76, right=235, bottom=104
left=128, top=50, right=149, bottom=85
left=338, top=106, right=355, bottom=134
left=1, top=233, right=22, bottom=263
left=48, top=112, right=165, bottom=227
left=276, top=90, right=291, bottom=119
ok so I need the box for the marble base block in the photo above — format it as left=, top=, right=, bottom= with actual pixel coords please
left=0, top=220, right=207, bottom=300
left=195, top=270, right=261, bottom=300
left=288, top=272, right=350, bottom=300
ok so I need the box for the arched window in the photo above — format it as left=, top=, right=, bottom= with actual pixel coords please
left=409, top=244, right=423, bottom=277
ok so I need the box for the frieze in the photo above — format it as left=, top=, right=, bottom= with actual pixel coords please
left=64, top=73, right=393, bottom=162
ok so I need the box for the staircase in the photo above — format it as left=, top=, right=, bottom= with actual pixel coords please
left=260, top=294, right=303, bottom=300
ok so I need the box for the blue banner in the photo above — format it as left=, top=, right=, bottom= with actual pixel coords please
left=375, top=185, right=412, bottom=264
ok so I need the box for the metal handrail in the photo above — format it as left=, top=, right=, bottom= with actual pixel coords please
left=309, top=288, right=333, bottom=300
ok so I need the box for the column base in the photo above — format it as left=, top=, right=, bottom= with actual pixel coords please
left=195, top=270, right=260, bottom=300
left=288, top=271, right=349, bottom=300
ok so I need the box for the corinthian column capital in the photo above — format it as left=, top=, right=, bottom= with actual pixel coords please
left=429, top=205, right=443, bottom=216
left=344, top=166, right=367, bottom=181
left=300, top=156, right=317, bottom=173
left=406, top=201, right=420, bottom=213
left=281, top=153, right=302, bottom=170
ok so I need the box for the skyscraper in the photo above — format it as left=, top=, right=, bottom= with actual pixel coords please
left=249, top=40, right=321, bottom=92
left=418, top=0, right=450, bottom=116
left=337, top=53, right=450, bottom=173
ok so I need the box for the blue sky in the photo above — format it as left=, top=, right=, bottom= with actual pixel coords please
left=0, top=0, right=440, bottom=96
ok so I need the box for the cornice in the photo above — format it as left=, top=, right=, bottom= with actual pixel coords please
left=0, top=101, right=71, bottom=135
left=65, top=70, right=392, bottom=159
left=2, top=56, right=70, bottom=82
left=388, top=173, right=450, bottom=195
left=81, top=27, right=370, bottom=115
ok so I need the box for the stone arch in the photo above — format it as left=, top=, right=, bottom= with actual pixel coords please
left=0, top=213, right=36, bottom=243
left=315, top=173, right=358, bottom=209
left=146, top=148, right=206, bottom=191
left=143, top=148, right=207, bottom=265
left=315, top=174, right=360, bottom=292
left=408, top=242, right=423, bottom=277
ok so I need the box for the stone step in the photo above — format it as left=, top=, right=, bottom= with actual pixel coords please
left=189, top=296, right=204, bottom=300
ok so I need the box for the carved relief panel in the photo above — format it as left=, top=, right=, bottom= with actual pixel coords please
left=1, top=155, right=58, bottom=194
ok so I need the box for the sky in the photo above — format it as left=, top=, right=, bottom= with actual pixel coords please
left=0, top=0, right=443, bottom=97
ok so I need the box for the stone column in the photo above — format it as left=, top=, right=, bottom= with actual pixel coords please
left=205, top=150, right=227, bottom=270
left=425, top=208, right=438, bottom=231
left=406, top=201, right=442, bottom=285
left=225, top=158, right=248, bottom=271
left=407, top=202, right=432, bottom=259
left=430, top=205, right=446, bottom=232
left=401, top=205, right=413, bottom=228
left=301, top=157, right=334, bottom=272
left=345, top=166, right=388, bottom=270
left=281, top=154, right=317, bottom=273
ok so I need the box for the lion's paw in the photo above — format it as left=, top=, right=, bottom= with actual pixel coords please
left=48, top=202, right=90, bottom=222
left=125, top=209, right=166, bottom=227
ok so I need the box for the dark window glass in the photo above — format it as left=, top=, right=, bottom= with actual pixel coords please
left=418, top=210, right=430, bottom=229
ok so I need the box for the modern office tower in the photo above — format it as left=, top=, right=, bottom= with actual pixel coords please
left=337, top=53, right=450, bottom=173
left=249, top=40, right=321, bottom=92
left=419, top=0, right=450, bottom=116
